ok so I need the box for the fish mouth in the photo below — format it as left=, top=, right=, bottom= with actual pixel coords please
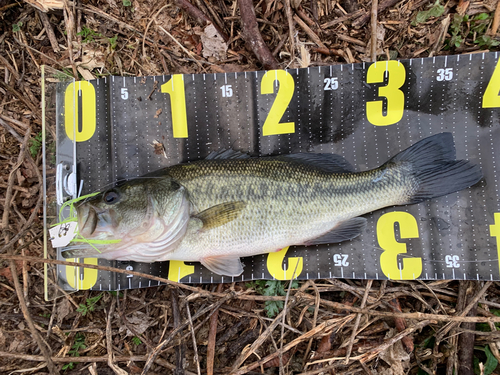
left=76, top=204, right=97, bottom=237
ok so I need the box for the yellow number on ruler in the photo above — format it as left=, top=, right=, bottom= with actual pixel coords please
left=267, top=247, right=303, bottom=280
left=261, top=70, right=295, bottom=136
left=482, top=60, right=500, bottom=108
left=161, top=75, right=188, bottom=138
left=490, top=213, right=500, bottom=273
left=377, top=211, right=422, bottom=280
left=366, top=61, right=406, bottom=126
left=64, top=81, right=96, bottom=142
left=168, top=260, right=195, bottom=282
left=65, top=257, right=98, bottom=290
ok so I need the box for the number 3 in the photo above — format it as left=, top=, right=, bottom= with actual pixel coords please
left=366, top=61, right=406, bottom=126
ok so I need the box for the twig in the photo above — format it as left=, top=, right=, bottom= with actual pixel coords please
left=0, top=80, right=42, bottom=119
left=142, top=292, right=234, bottom=375
left=106, top=298, right=128, bottom=375
left=186, top=303, right=202, bottom=375
left=429, top=14, right=450, bottom=57
left=238, top=0, right=279, bottom=69
left=232, top=298, right=299, bottom=370
left=320, top=9, right=364, bottom=29
left=231, top=315, right=356, bottom=375
left=284, top=0, right=296, bottom=61
left=388, top=298, right=414, bottom=353
left=352, top=0, right=402, bottom=27
left=457, top=281, right=480, bottom=375
left=171, top=288, right=186, bottom=375
left=62, top=0, right=78, bottom=78
left=370, top=0, right=378, bottom=62
left=293, top=14, right=326, bottom=49
left=360, top=320, right=433, bottom=363
left=175, top=0, right=229, bottom=41
left=0, top=117, right=23, bottom=142
left=2, top=128, right=31, bottom=236
left=156, top=25, right=206, bottom=72
left=345, top=280, right=373, bottom=363
left=0, top=54, right=21, bottom=81
left=489, top=0, right=500, bottom=35
left=207, top=284, right=223, bottom=375
left=437, top=282, right=492, bottom=340
left=38, top=10, right=60, bottom=53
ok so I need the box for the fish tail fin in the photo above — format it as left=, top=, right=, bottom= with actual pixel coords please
left=388, top=133, right=483, bottom=204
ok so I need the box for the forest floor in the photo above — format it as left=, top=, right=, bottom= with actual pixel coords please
left=1, top=0, right=500, bottom=373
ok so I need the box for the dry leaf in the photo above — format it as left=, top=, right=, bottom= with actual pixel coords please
left=119, top=311, right=156, bottom=336
left=201, top=24, right=228, bottom=61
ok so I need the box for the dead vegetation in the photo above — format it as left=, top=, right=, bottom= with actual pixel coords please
left=1, top=0, right=500, bottom=373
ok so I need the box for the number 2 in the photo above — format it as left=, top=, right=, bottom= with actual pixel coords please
left=261, top=70, right=295, bottom=136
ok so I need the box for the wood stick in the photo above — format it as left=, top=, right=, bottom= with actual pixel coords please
left=352, top=0, right=401, bottom=27
left=237, top=0, right=278, bottom=69
left=207, top=284, right=223, bottom=375
left=370, top=0, right=378, bottom=61
left=175, top=0, right=229, bottom=42
left=293, top=14, right=326, bottom=48
left=37, top=10, right=60, bottom=53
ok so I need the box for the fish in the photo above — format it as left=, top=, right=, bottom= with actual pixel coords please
left=62, top=133, right=483, bottom=276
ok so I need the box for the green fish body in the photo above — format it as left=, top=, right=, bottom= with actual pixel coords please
left=63, top=133, right=482, bottom=276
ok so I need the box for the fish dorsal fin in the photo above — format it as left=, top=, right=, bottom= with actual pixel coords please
left=275, top=153, right=355, bottom=173
left=195, top=201, right=246, bottom=231
left=305, top=217, right=367, bottom=245
left=206, top=149, right=251, bottom=160
left=201, top=256, right=244, bottom=276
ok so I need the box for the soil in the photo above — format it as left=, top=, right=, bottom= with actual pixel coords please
left=1, top=0, right=500, bottom=373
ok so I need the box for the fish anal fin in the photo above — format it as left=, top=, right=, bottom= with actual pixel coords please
left=201, top=256, right=244, bottom=276
left=195, top=201, right=246, bottom=231
left=305, top=217, right=367, bottom=245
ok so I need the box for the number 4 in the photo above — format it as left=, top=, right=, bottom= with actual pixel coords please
left=483, top=60, right=500, bottom=108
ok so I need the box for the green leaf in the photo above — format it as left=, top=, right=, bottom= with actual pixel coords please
left=264, top=300, right=283, bottom=318
left=474, top=345, right=499, bottom=375
left=132, top=336, right=142, bottom=345
left=12, top=22, right=23, bottom=32
left=123, top=0, right=132, bottom=6
left=414, top=0, right=445, bottom=25
left=484, top=345, right=499, bottom=375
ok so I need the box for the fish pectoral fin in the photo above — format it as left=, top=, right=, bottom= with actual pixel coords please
left=195, top=201, right=246, bottom=231
left=201, top=256, right=244, bottom=276
left=305, top=217, right=367, bottom=245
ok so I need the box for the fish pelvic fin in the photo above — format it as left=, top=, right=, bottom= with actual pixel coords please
left=304, top=217, right=367, bottom=245
left=195, top=201, right=246, bottom=231
left=201, top=256, right=244, bottom=276
left=388, top=132, right=483, bottom=204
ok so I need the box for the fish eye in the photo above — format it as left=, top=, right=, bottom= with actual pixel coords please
left=103, top=190, right=120, bottom=205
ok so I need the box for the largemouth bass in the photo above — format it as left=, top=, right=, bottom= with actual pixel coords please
left=62, top=133, right=482, bottom=276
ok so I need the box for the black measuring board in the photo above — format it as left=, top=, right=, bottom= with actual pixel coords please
left=54, top=52, right=500, bottom=291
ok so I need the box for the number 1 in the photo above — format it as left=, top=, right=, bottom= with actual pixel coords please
left=161, top=75, right=188, bottom=138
